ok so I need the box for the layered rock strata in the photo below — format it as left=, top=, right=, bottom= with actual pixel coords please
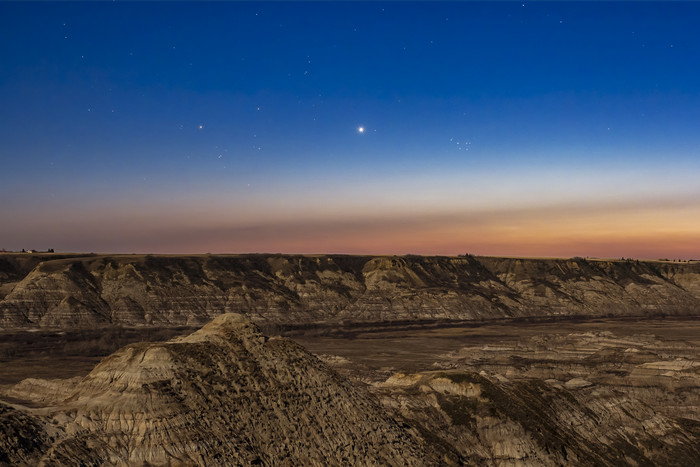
left=0, top=314, right=447, bottom=465
left=371, top=329, right=700, bottom=466
left=1, top=254, right=699, bottom=329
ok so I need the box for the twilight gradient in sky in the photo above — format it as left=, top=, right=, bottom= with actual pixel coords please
left=1, top=2, right=700, bottom=258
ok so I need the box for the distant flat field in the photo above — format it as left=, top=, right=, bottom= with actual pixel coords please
left=293, top=317, right=700, bottom=374
left=0, top=326, right=196, bottom=388
left=1, top=317, right=697, bottom=389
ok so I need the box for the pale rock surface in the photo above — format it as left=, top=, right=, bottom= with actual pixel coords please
left=1, top=314, right=447, bottom=466
left=366, top=329, right=700, bottom=466
left=2, top=254, right=699, bottom=329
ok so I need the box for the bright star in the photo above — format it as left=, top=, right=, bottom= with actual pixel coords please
left=358, top=126, right=364, bottom=133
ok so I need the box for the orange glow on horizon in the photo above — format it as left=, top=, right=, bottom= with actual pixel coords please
left=5, top=191, right=700, bottom=260
left=138, top=202, right=700, bottom=260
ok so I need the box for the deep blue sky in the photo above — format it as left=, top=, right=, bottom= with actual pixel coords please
left=1, top=2, right=699, bottom=257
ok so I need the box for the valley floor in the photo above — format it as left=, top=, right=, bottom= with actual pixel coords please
left=297, top=317, right=700, bottom=465
left=1, top=316, right=699, bottom=465
left=294, top=316, right=700, bottom=376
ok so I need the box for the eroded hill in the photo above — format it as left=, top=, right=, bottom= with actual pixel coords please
left=0, top=314, right=448, bottom=465
left=3, top=314, right=699, bottom=466
left=1, top=254, right=699, bottom=329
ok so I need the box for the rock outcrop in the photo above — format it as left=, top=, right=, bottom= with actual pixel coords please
left=1, top=314, right=447, bottom=465
left=1, top=254, right=699, bottom=329
left=372, top=329, right=700, bottom=466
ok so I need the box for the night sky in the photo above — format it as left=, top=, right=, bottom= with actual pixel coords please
left=2, top=1, right=699, bottom=259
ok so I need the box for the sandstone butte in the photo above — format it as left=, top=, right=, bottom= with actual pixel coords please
left=0, top=313, right=447, bottom=465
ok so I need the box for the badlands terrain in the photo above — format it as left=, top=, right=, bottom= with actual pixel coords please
left=2, top=253, right=700, bottom=329
left=1, top=253, right=699, bottom=465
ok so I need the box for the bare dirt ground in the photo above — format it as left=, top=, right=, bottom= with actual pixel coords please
left=0, top=326, right=196, bottom=388
left=292, top=317, right=700, bottom=465
left=292, top=316, right=700, bottom=379
left=2, top=317, right=696, bottom=387
left=1, top=316, right=698, bottom=465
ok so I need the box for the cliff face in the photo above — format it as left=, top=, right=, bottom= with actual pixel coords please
left=1, top=254, right=699, bottom=329
left=0, top=314, right=446, bottom=465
